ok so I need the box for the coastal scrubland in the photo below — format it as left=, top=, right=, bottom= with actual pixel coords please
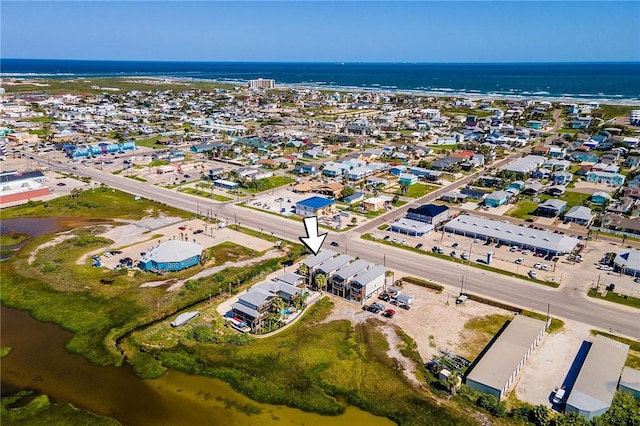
left=133, top=298, right=478, bottom=426
left=1, top=390, right=121, bottom=426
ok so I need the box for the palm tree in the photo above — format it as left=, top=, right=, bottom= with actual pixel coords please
left=314, top=273, right=327, bottom=292
left=298, top=263, right=309, bottom=287
left=445, top=371, right=460, bottom=396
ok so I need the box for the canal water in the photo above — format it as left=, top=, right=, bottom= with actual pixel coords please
left=0, top=218, right=395, bottom=426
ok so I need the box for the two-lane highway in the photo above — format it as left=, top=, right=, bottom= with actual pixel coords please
left=46, top=160, right=640, bottom=339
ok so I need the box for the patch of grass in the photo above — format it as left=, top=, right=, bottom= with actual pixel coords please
left=461, top=314, right=512, bottom=360
left=588, top=288, right=640, bottom=309
left=506, top=200, right=538, bottom=220
left=1, top=390, right=121, bottom=426
left=134, top=136, right=163, bottom=148
left=4, top=76, right=236, bottom=94
left=206, top=241, right=258, bottom=265
left=464, top=314, right=512, bottom=335
left=348, top=205, right=387, bottom=219
left=0, top=233, right=30, bottom=247
left=0, top=187, right=188, bottom=220
left=240, top=176, right=294, bottom=194
left=179, top=187, right=233, bottom=202
left=377, top=224, right=390, bottom=231
left=403, top=183, right=438, bottom=199
left=139, top=301, right=477, bottom=426
left=521, top=310, right=564, bottom=334
left=125, top=175, right=147, bottom=182
left=1, top=347, right=12, bottom=358
left=593, top=104, right=636, bottom=120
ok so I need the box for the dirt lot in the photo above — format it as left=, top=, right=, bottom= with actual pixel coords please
left=321, top=282, right=516, bottom=364
left=514, top=320, right=594, bottom=409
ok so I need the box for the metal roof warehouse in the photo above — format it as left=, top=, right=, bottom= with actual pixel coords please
left=465, top=315, right=547, bottom=400
left=566, top=335, right=629, bottom=420
left=444, top=215, right=580, bottom=255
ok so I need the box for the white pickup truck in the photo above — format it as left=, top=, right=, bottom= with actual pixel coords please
left=553, top=387, right=566, bottom=404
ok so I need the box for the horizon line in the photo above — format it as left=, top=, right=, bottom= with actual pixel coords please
left=2, top=58, right=640, bottom=65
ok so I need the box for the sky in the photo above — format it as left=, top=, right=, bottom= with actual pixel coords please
left=2, top=1, right=639, bottom=63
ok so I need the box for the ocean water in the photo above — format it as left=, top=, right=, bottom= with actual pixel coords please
left=1, top=59, right=639, bottom=103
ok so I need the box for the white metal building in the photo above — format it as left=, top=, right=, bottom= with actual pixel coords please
left=444, top=215, right=580, bottom=255
left=465, top=315, right=547, bottom=400
left=566, top=335, right=629, bottom=420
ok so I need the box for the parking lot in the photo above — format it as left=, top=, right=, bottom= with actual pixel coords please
left=83, top=218, right=275, bottom=271
left=374, top=222, right=640, bottom=298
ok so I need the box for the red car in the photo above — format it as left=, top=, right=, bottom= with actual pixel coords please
left=382, top=309, right=396, bottom=318
left=178, top=226, right=187, bottom=230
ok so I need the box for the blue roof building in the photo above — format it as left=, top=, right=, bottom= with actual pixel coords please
left=296, top=196, right=336, bottom=217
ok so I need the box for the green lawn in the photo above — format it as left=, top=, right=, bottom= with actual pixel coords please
left=179, top=187, right=233, bottom=202
left=240, top=176, right=294, bottom=194
left=506, top=200, right=538, bottom=220
left=0, top=187, right=188, bottom=220
left=588, top=288, right=640, bottom=309
left=403, top=183, right=437, bottom=199
left=134, top=136, right=164, bottom=149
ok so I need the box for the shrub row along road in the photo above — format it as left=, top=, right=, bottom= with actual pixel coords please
left=46, top=160, right=640, bottom=340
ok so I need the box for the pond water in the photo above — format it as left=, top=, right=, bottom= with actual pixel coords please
left=0, top=218, right=395, bottom=426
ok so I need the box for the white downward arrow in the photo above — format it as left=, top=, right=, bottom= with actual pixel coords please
left=299, top=216, right=327, bottom=255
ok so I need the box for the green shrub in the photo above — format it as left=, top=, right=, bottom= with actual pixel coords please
left=129, top=352, right=167, bottom=379
left=187, top=325, right=218, bottom=343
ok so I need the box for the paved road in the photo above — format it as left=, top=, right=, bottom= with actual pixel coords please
left=44, top=158, right=640, bottom=339
left=357, top=144, right=528, bottom=234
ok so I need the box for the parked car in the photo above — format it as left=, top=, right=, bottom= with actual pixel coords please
left=450, top=251, right=456, bottom=257
left=515, top=258, right=524, bottom=264
left=111, top=250, right=122, bottom=255
left=330, top=241, right=340, bottom=247
left=528, top=270, right=537, bottom=279
left=452, top=243, right=459, bottom=248
left=399, top=303, right=411, bottom=310
left=455, top=294, right=468, bottom=304
left=193, top=229, right=204, bottom=234
left=461, top=253, right=469, bottom=260
left=598, top=265, right=614, bottom=271
left=103, top=252, right=113, bottom=258
left=383, top=235, right=390, bottom=241
left=541, top=264, right=550, bottom=271
left=178, top=226, right=187, bottom=231
left=522, top=250, right=531, bottom=255
left=415, top=243, right=423, bottom=250
left=534, top=262, right=542, bottom=269
left=606, top=283, right=616, bottom=291
left=382, top=309, right=396, bottom=318
left=401, top=240, right=406, bottom=245
left=378, top=293, right=391, bottom=302
left=56, top=182, right=66, bottom=186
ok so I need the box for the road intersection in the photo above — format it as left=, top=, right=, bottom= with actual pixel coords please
left=41, top=156, right=640, bottom=339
